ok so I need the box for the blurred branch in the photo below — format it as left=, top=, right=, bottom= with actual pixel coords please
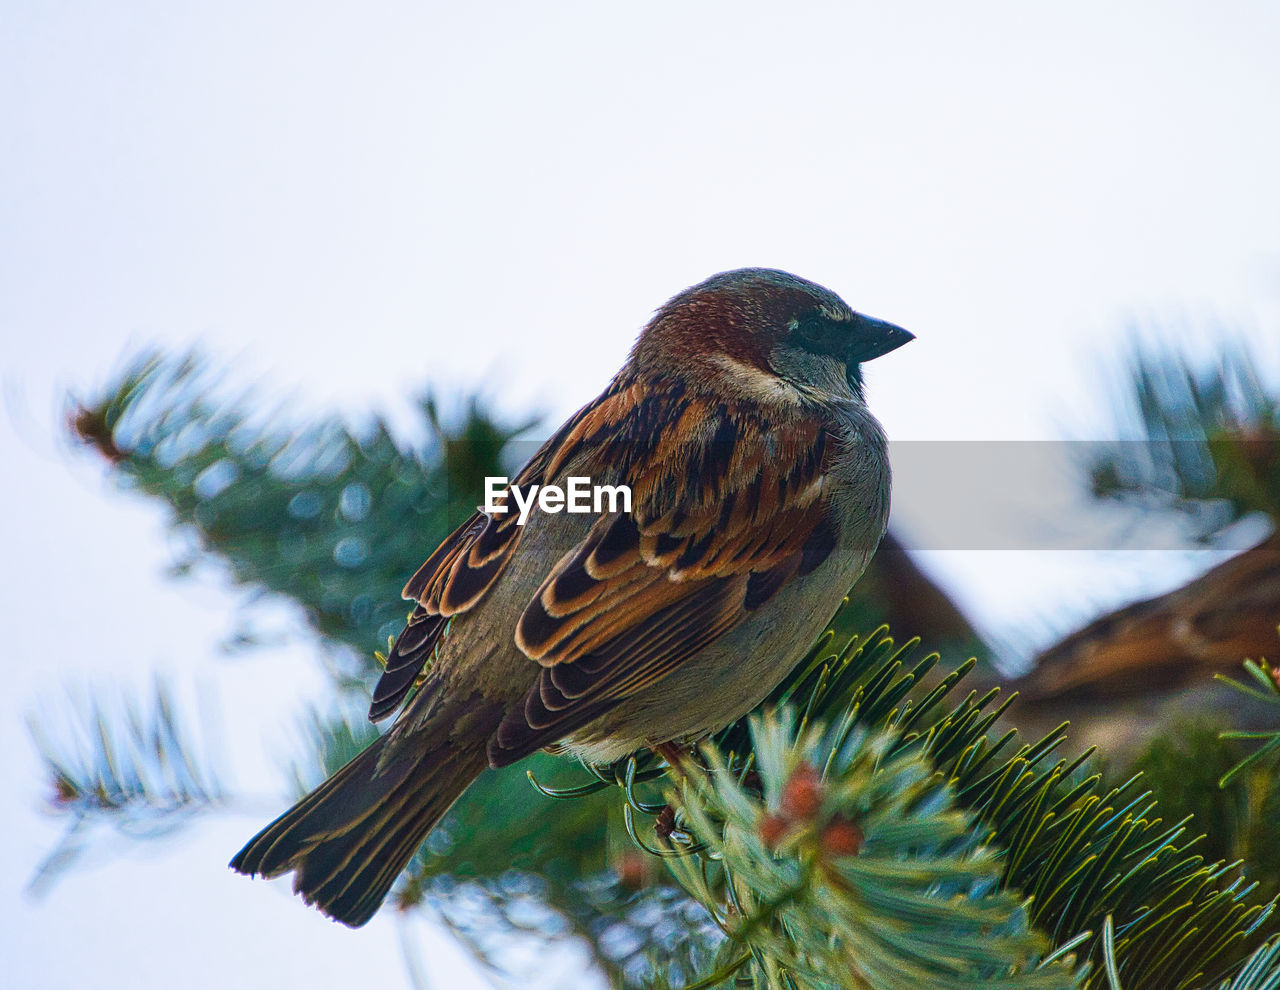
left=1014, top=535, right=1280, bottom=707
left=1090, top=344, right=1280, bottom=538
left=27, top=679, right=224, bottom=896
left=840, top=531, right=988, bottom=664
left=1011, top=343, right=1280, bottom=772
left=69, top=349, right=537, bottom=654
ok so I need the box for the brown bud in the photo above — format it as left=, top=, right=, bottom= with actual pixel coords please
left=780, top=762, right=823, bottom=821
left=820, top=817, right=865, bottom=858
left=759, top=812, right=789, bottom=850
left=70, top=405, right=125, bottom=463
left=50, top=773, right=78, bottom=805
left=654, top=804, right=677, bottom=839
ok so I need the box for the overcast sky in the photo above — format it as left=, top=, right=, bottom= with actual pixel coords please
left=3, top=3, right=1279, bottom=987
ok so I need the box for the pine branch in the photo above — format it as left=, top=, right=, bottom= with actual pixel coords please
left=70, top=349, right=535, bottom=652
left=541, top=627, right=1278, bottom=988
left=664, top=714, right=1073, bottom=988
left=1216, top=938, right=1280, bottom=990
left=1217, top=654, right=1280, bottom=788
left=1126, top=723, right=1280, bottom=901
left=26, top=679, right=224, bottom=895
left=1088, top=344, right=1280, bottom=538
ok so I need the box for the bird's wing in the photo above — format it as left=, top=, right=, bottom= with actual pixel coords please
left=489, top=384, right=837, bottom=765
left=368, top=513, right=493, bottom=721
left=367, top=404, right=590, bottom=721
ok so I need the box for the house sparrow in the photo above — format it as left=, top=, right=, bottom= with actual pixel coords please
left=230, top=268, right=913, bottom=926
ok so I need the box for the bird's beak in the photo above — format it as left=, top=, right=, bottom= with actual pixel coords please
left=846, top=314, right=914, bottom=363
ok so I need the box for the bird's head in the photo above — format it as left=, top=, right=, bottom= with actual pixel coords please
left=630, top=268, right=913, bottom=406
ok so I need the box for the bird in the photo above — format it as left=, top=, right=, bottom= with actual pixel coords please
left=230, top=267, right=913, bottom=926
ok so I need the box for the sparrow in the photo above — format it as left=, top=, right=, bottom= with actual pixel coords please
left=230, top=268, right=913, bottom=926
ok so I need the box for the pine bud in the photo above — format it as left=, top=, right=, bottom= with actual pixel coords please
left=50, top=773, right=78, bottom=806
left=820, top=817, right=865, bottom=857
left=781, top=762, right=823, bottom=821
left=759, top=812, right=789, bottom=850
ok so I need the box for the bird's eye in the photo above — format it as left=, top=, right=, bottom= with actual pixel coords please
left=794, top=316, right=829, bottom=347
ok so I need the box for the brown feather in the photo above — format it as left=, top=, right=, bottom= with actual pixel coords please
left=369, top=398, right=615, bottom=721
left=488, top=398, right=831, bottom=765
left=230, top=689, right=500, bottom=927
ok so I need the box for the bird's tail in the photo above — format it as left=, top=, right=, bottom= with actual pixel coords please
left=230, top=730, right=488, bottom=927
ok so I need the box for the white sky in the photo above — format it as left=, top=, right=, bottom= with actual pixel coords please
left=3, top=3, right=1279, bottom=987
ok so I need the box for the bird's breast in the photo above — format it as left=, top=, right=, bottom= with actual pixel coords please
left=821, top=400, right=892, bottom=557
